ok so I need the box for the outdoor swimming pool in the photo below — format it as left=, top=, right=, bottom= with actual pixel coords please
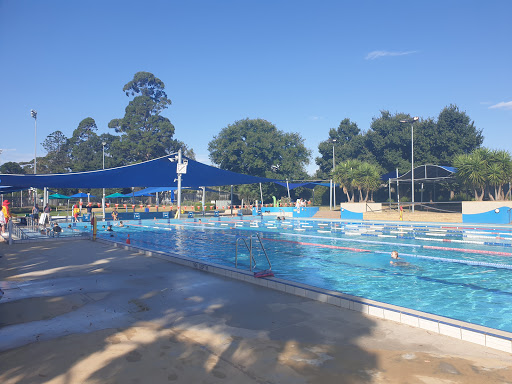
left=91, top=217, right=512, bottom=333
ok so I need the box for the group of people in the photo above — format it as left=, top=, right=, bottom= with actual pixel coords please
left=33, top=203, right=52, bottom=227
left=295, top=198, right=307, bottom=209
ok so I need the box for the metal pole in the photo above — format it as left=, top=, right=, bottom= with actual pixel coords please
left=177, top=149, right=182, bottom=219
left=396, top=168, right=400, bottom=205
left=201, top=186, right=205, bottom=216
left=230, top=185, right=233, bottom=216
left=411, top=122, right=415, bottom=213
left=31, top=110, right=37, bottom=207
left=102, top=142, right=106, bottom=219
left=332, top=143, right=336, bottom=208
left=388, top=179, right=391, bottom=209
left=259, top=183, right=263, bottom=206
left=33, top=113, right=37, bottom=174
left=329, top=179, right=332, bottom=210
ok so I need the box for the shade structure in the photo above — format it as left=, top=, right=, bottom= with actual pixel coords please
left=48, top=193, right=70, bottom=199
left=0, top=153, right=276, bottom=189
left=105, top=192, right=125, bottom=198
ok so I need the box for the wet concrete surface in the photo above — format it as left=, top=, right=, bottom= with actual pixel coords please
left=0, top=239, right=511, bottom=383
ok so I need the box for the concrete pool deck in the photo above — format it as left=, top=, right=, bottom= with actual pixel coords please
left=1, top=239, right=511, bottom=383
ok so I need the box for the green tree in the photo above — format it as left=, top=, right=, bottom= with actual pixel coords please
left=363, top=111, right=412, bottom=173
left=316, top=119, right=366, bottom=177
left=333, top=159, right=361, bottom=202
left=0, top=161, right=25, bottom=174
left=109, top=71, right=188, bottom=163
left=429, top=105, right=484, bottom=165
left=41, top=130, right=70, bottom=173
left=68, top=118, right=103, bottom=172
left=453, top=149, right=488, bottom=201
left=486, top=149, right=512, bottom=200
left=454, top=148, right=512, bottom=201
left=333, top=160, right=382, bottom=202
left=317, top=107, right=482, bottom=178
left=208, top=118, right=311, bottom=202
left=354, top=162, right=383, bottom=202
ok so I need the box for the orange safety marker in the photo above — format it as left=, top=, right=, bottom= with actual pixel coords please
left=106, top=203, right=110, bottom=207
left=123, top=204, right=127, bottom=208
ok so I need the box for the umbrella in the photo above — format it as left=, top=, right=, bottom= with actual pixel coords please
left=48, top=193, right=70, bottom=215
left=48, top=193, right=70, bottom=199
left=69, top=193, right=96, bottom=198
left=105, top=192, right=125, bottom=198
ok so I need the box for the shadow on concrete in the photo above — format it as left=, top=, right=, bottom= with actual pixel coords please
left=0, top=239, right=380, bottom=383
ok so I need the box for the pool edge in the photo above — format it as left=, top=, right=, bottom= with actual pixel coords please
left=96, top=237, right=512, bottom=354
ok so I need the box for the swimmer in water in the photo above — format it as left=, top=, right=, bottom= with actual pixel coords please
left=390, top=250, right=409, bottom=266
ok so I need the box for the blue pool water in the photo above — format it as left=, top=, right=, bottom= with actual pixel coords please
left=90, top=217, right=512, bottom=332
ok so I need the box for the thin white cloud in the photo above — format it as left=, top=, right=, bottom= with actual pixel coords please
left=308, top=116, right=323, bottom=121
left=365, top=50, right=418, bottom=60
left=489, top=101, right=512, bottom=110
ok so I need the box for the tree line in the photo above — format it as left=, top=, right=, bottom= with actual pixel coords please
left=1, top=71, right=509, bottom=203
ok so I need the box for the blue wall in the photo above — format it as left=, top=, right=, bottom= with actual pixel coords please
left=462, top=207, right=512, bottom=224
left=339, top=208, right=363, bottom=220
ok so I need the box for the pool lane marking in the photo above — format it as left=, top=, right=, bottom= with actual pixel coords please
left=283, top=232, right=512, bottom=257
left=131, top=221, right=512, bottom=257
left=261, top=237, right=371, bottom=252
left=424, top=245, right=512, bottom=256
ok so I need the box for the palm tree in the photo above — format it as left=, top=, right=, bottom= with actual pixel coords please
left=357, top=163, right=382, bottom=202
left=453, top=152, right=487, bottom=200
left=487, top=150, right=512, bottom=200
left=333, top=159, right=361, bottom=202
left=333, top=160, right=382, bottom=202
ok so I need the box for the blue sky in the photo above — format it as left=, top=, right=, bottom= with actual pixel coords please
left=1, top=1, right=510, bottom=175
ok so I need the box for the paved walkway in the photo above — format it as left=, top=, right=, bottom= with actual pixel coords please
left=0, top=239, right=511, bottom=383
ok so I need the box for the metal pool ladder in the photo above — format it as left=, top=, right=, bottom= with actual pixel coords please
left=235, top=233, right=272, bottom=272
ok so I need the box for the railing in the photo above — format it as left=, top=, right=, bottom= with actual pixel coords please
left=25, top=216, right=39, bottom=231
left=235, top=233, right=271, bottom=272
left=7, top=220, right=30, bottom=244
left=6, top=217, right=89, bottom=245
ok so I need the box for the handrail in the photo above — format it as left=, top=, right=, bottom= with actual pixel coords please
left=7, top=220, right=30, bottom=244
left=235, top=233, right=271, bottom=272
left=235, top=236, right=256, bottom=271
left=255, top=233, right=272, bottom=270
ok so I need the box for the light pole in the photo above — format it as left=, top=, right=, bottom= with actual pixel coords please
left=30, top=109, right=37, bottom=207
left=102, top=141, right=106, bottom=219
left=31, top=110, right=37, bottom=174
left=399, top=117, right=419, bottom=213
left=330, top=139, right=337, bottom=210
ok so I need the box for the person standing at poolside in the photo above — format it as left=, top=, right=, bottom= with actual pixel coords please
left=42, top=203, right=51, bottom=228
left=2, top=200, right=11, bottom=229
left=0, top=205, right=6, bottom=234
left=73, top=204, right=80, bottom=222
left=32, top=203, right=40, bottom=223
